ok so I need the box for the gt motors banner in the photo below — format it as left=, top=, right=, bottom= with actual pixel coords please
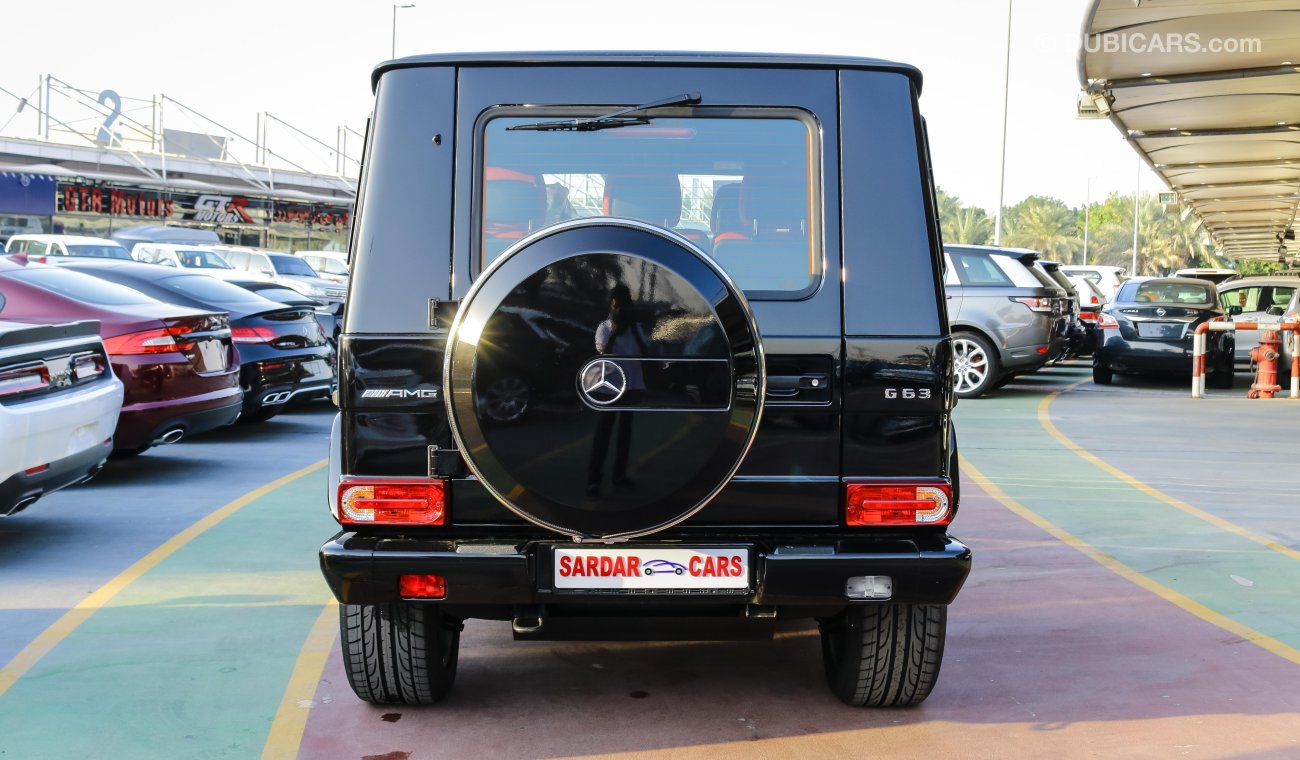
left=56, top=180, right=350, bottom=229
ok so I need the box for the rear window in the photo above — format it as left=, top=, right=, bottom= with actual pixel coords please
left=161, top=275, right=270, bottom=304
left=1120, top=281, right=1214, bottom=305
left=10, top=268, right=155, bottom=305
left=949, top=251, right=1013, bottom=286
left=270, top=256, right=317, bottom=277
left=175, top=249, right=233, bottom=269
left=250, top=286, right=314, bottom=303
left=478, top=109, right=819, bottom=297
left=64, top=244, right=131, bottom=260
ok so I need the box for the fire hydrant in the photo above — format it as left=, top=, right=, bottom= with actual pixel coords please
left=1248, top=330, right=1283, bottom=399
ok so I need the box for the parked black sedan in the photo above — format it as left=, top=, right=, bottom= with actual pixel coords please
left=1094, top=277, right=1233, bottom=387
left=61, top=261, right=336, bottom=422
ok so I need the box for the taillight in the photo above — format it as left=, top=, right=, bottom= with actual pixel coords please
left=1090, top=296, right=1100, bottom=305
left=231, top=326, right=276, bottom=344
left=1011, top=297, right=1053, bottom=313
left=337, top=477, right=446, bottom=525
left=845, top=482, right=952, bottom=526
left=0, top=363, right=49, bottom=397
left=73, top=354, right=105, bottom=380
left=1098, top=313, right=1120, bottom=329
left=400, top=574, right=447, bottom=599
left=1078, top=311, right=1097, bottom=322
left=102, top=325, right=195, bottom=355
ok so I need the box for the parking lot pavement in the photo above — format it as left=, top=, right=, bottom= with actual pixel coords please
left=2, top=368, right=1299, bottom=759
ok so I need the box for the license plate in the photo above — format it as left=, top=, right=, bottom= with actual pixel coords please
left=195, top=339, right=228, bottom=371
left=301, top=359, right=330, bottom=379
left=554, top=547, right=749, bottom=590
left=1137, top=322, right=1183, bottom=339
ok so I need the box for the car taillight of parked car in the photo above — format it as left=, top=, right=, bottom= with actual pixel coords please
left=0, top=363, right=49, bottom=397
left=1010, top=296, right=1054, bottom=313
left=845, top=482, right=952, bottom=526
left=1078, top=311, right=1097, bottom=321
left=102, top=325, right=196, bottom=355
left=231, top=326, right=276, bottom=344
left=337, top=477, right=447, bottom=526
left=1098, top=313, right=1120, bottom=329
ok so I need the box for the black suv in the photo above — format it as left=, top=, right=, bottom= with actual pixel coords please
left=321, top=52, right=970, bottom=709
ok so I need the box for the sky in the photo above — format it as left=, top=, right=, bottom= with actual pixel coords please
left=1, top=0, right=1163, bottom=212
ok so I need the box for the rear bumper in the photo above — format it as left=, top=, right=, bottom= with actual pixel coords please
left=1097, top=335, right=1196, bottom=373
left=0, top=436, right=111, bottom=516
left=320, top=532, right=971, bottom=610
left=115, top=389, right=243, bottom=449
left=240, top=353, right=335, bottom=409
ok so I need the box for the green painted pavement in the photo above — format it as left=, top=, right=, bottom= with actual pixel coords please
left=956, top=365, right=1300, bottom=653
left=0, top=473, right=334, bottom=760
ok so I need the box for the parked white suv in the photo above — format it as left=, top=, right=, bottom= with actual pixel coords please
left=294, top=250, right=349, bottom=284
left=132, top=243, right=241, bottom=274
left=1059, top=264, right=1127, bottom=297
left=6, top=235, right=132, bottom=264
left=210, top=246, right=347, bottom=307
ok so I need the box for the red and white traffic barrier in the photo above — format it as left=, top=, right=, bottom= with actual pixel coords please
left=1191, top=320, right=1300, bottom=399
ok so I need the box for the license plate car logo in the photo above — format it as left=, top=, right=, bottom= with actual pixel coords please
left=554, top=547, right=749, bottom=590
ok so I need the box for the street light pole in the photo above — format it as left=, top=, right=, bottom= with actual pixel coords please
left=1083, top=176, right=1091, bottom=266
left=993, top=0, right=1013, bottom=246
left=392, top=4, right=415, bottom=59
left=1131, top=155, right=1141, bottom=276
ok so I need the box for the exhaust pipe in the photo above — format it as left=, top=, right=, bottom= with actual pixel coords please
left=4, top=496, right=39, bottom=517
left=155, top=428, right=185, bottom=445
left=511, top=606, right=545, bottom=636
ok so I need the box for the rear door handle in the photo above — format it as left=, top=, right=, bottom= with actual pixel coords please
left=766, top=373, right=829, bottom=398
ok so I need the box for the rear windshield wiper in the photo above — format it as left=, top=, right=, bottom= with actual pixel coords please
left=506, top=92, right=702, bottom=132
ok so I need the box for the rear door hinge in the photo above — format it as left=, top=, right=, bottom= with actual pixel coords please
left=429, top=298, right=459, bottom=330
left=428, top=445, right=465, bottom=478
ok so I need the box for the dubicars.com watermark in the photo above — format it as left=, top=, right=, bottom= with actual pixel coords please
left=1084, top=32, right=1263, bottom=56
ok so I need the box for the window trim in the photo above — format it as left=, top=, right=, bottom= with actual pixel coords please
left=470, top=105, right=825, bottom=301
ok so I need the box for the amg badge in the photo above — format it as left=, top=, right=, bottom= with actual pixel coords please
left=361, top=388, right=440, bottom=399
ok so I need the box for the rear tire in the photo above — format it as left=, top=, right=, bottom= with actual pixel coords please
left=951, top=332, right=999, bottom=399
left=819, top=604, right=946, bottom=707
left=339, top=603, right=461, bottom=705
left=1092, top=360, right=1113, bottom=385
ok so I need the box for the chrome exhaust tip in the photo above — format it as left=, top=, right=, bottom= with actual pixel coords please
left=155, top=428, right=185, bottom=445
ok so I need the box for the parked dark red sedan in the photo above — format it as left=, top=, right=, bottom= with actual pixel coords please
left=0, top=257, right=242, bottom=455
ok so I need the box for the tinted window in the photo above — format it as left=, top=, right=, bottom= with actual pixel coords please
left=950, top=252, right=1012, bottom=286
left=175, top=249, right=233, bottom=269
left=10, top=268, right=155, bottom=305
left=270, top=256, right=317, bottom=276
left=161, top=275, right=273, bottom=303
left=251, top=286, right=314, bottom=303
left=480, top=111, right=818, bottom=296
left=65, top=244, right=132, bottom=260
left=1120, top=281, right=1214, bottom=304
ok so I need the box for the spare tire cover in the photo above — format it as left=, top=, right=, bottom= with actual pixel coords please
left=445, top=218, right=765, bottom=541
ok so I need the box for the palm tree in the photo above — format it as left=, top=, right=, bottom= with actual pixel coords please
left=1002, top=196, right=1081, bottom=262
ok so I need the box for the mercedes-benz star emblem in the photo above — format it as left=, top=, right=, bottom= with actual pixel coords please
left=579, top=359, right=627, bottom=406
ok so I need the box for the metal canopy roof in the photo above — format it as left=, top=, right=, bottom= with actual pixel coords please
left=1079, top=1, right=1300, bottom=261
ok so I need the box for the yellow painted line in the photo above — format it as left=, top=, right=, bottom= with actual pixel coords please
left=1038, top=384, right=1300, bottom=562
left=961, top=455, right=1300, bottom=667
left=261, top=599, right=339, bottom=760
left=0, top=458, right=327, bottom=699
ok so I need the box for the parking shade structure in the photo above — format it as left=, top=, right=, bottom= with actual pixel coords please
left=1079, top=0, right=1300, bottom=262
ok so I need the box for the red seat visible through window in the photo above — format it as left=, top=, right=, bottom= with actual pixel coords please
left=602, top=171, right=710, bottom=252
left=484, top=167, right=546, bottom=259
